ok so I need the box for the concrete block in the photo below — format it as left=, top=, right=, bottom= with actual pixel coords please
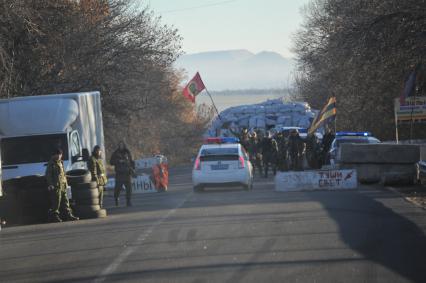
left=381, top=172, right=415, bottom=186
left=340, top=163, right=417, bottom=184
left=339, top=144, right=421, bottom=164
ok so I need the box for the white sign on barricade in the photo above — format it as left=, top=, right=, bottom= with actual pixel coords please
left=275, top=169, right=358, bottom=192
left=106, top=176, right=157, bottom=194
left=135, top=155, right=168, bottom=171
left=132, top=175, right=157, bottom=194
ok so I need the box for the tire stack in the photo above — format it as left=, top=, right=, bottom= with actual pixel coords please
left=66, top=169, right=107, bottom=219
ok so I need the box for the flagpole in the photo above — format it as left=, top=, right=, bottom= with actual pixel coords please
left=334, top=98, right=337, bottom=134
left=407, top=63, right=420, bottom=144
left=394, top=99, right=399, bottom=144
left=204, top=88, right=221, bottom=120
left=409, top=93, right=417, bottom=143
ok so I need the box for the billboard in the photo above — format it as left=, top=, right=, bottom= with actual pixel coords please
left=395, top=97, right=426, bottom=122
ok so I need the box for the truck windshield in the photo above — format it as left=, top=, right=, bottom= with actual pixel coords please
left=1, top=134, right=68, bottom=165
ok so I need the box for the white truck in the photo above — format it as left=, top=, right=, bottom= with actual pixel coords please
left=0, top=91, right=105, bottom=224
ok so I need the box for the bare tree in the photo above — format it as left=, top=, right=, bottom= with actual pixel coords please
left=0, top=0, right=211, bottom=163
left=292, top=0, right=425, bottom=140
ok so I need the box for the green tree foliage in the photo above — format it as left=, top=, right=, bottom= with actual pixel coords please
left=293, top=0, right=425, bottom=140
left=0, top=0, right=211, bottom=163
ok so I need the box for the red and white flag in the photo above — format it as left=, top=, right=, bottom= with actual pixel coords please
left=182, top=72, right=206, bottom=103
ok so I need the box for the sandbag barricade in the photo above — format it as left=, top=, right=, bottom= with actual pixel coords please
left=206, top=99, right=319, bottom=136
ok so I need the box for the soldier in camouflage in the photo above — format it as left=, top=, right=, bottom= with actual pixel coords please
left=110, top=142, right=135, bottom=207
left=45, top=149, right=79, bottom=222
left=88, top=145, right=108, bottom=208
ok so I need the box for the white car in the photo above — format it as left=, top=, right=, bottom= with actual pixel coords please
left=192, top=137, right=254, bottom=192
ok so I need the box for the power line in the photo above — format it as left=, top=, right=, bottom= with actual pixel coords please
left=159, top=0, right=239, bottom=14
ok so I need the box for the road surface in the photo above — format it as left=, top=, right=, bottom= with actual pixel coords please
left=1, top=166, right=426, bottom=283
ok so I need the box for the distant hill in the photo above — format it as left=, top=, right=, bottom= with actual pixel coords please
left=175, top=49, right=295, bottom=91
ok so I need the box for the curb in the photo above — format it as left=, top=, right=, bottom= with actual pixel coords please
left=384, top=186, right=426, bottom=210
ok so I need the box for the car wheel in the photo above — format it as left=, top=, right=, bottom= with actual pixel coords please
left=72, top=181, right=98, bottom=190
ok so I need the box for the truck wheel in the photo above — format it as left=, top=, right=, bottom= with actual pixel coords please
left=78, top=209, right=107, bottom=219
left=75, top=197, right=100, bottom=206
left=72, top=188, right=99, bottom=200
left=72, top=181, right=98, bottom=190
left=67, top=170, right=92, bottom=186
left=74, top=204, right=101, bottom=215
left=74, top=205, right=106, bottom=219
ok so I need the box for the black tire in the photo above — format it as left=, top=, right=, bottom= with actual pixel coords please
left=74, top=204, right=101, bottom=216
left=78, top=209, right=107, bottom=219
left=75, top=197, right=100, bottom=206
left=67, top=169, right=92, bottom=186
left=72, top=181, right=98, bottom=190
left=72, top=187, right=99, bottom=200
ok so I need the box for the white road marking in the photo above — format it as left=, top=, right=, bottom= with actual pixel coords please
left=94, top=193, right=192, bottom=283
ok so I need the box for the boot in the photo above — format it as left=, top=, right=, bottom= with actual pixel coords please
left=126, top=199, right=132, bottom=207
left=48, top=213, right=62, bottom=223
left=115, top=197, right=119, bottom=207
left=64, top=214, right=79, bottom=221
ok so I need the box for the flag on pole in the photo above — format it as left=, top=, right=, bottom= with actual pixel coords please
left=400, top=64, right=420, bottom=105
left=308, top=97, right=337, bottom=135
left=182, top=72, right=206, bottom=103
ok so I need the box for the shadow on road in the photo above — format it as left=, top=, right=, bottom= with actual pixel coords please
left=308, top=189, right=426, bottom=283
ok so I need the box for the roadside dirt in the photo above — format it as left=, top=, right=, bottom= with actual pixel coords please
left=390, top=184, right=426, bottom=209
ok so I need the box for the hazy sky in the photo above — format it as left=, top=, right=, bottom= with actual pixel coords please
left=140, top=0, right=310, bottom=58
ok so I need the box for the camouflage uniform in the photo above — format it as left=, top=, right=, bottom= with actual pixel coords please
left=45, top=158, right=75, bottom=221
left=261, top=135, right=279, bottom=178
left=288, top=132, right=306, bottom=171
left=110, top=148, right=134, bottom=206
left=276, top=133, right=289, bottom=171
left=88, top=155, right=108, bottom=208
left=322, top=131, right=335, bottom=165
left=248, top=135, right=262, bottom=175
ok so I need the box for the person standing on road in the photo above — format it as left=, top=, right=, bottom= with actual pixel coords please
left=110, top=142, right=135, bottom=207
left=88, top=145, right=108, bottom=208
left=275, top=131, right=289, bottom=171
left=229, top=127, right=250, bottom=151
left=288, top=129, right=306, bottom=171
left=45, top=149, right=79, bottom=222
left=322, top=127, right=335, bottom=165
left=306, top=134, right=322, bottom=169
left=261, top=131, right=279, bottom=178
left=248, top=131, right=262, bottom=175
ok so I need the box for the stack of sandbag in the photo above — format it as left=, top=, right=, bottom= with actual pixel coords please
left=205, top=98, right=317, bottom=136
left=337, top=143, right=423, bottom=185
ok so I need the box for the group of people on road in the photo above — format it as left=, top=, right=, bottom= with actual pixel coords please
left=46, top=141, right=135, bottom=223
left=231, top=127, right=335, bottom=178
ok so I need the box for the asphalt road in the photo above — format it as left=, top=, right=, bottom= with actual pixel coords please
left=1, top=166, right=426, bottom=283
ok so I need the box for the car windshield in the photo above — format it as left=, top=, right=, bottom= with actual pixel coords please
left=200, top=147, right=239, bottom=161
left=1, top=134, right=68, bottom=165
left=201, top=148, right=238, bottom=156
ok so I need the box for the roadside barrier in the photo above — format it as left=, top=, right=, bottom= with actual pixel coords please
left=275, top=169, right=358, bottom=192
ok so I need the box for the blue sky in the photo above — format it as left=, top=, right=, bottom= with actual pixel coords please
left=138, top=0, right=310, bottom=58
